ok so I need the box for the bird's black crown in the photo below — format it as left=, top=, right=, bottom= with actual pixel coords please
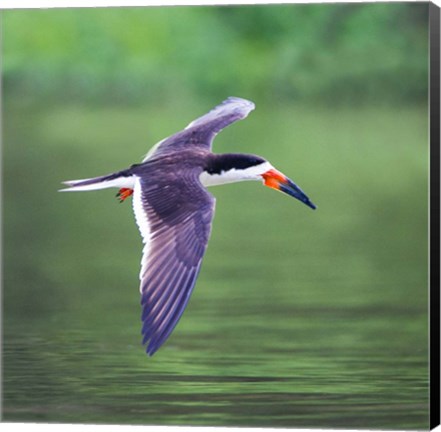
left=205, top=153, right=266, bottom=175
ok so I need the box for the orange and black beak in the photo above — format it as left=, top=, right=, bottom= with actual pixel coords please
left=262, top=169, right=316, bottom=210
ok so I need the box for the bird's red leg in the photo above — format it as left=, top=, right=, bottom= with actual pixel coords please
left=116, top=188, right=134, bottom=203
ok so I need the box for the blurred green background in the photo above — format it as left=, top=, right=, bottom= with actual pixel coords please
left=2, top=3, right=429, bottom=429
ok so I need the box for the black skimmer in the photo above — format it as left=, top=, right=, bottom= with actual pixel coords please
left=61, top=97, right=316, bottom=356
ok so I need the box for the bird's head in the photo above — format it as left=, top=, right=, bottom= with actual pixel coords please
left=201, top=153, right=316, bottom=210
left=258, top=159, right=316, bottom=210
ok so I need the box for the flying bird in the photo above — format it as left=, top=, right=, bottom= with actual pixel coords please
left=61, top=97, right=316, bottom=356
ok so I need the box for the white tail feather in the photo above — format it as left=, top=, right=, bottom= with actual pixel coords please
left=59, top=176, right=135, bottom=192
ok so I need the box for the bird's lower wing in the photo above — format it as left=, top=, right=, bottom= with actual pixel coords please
left=132, top=175, right=215, bottom=356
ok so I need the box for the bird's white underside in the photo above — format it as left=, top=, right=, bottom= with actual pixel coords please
left=132, top=178, right=153, bottom=289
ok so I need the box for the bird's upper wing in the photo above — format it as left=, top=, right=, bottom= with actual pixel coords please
left=143, top=97, right=255, bottom=161
left=132, top=169, right=215, bottom=356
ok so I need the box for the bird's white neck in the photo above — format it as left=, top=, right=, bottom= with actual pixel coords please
left=199, top=161, right=273, bottom=187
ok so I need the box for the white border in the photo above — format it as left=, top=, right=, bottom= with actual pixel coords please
left=0, top=425, right=426, bottom=432
left=0, top=0, right=439, bottom=9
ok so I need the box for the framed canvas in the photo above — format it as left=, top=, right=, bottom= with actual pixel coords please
left=2, top=1, right=440, bottom=430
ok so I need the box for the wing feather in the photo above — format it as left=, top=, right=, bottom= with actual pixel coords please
left=132, top=173, right=215, bottom=356
left=143, top=97, right=255, bottom=161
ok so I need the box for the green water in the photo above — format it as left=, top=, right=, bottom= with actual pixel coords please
left=3, top=101, right=429, bottom=429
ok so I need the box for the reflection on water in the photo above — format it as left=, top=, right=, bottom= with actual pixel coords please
left=3, top=103, right=429, bottom=429
left=4, top=302, right=428, bottom=428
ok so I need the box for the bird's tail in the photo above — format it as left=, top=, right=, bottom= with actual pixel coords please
left=59, top=169, right=135, bottom=192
